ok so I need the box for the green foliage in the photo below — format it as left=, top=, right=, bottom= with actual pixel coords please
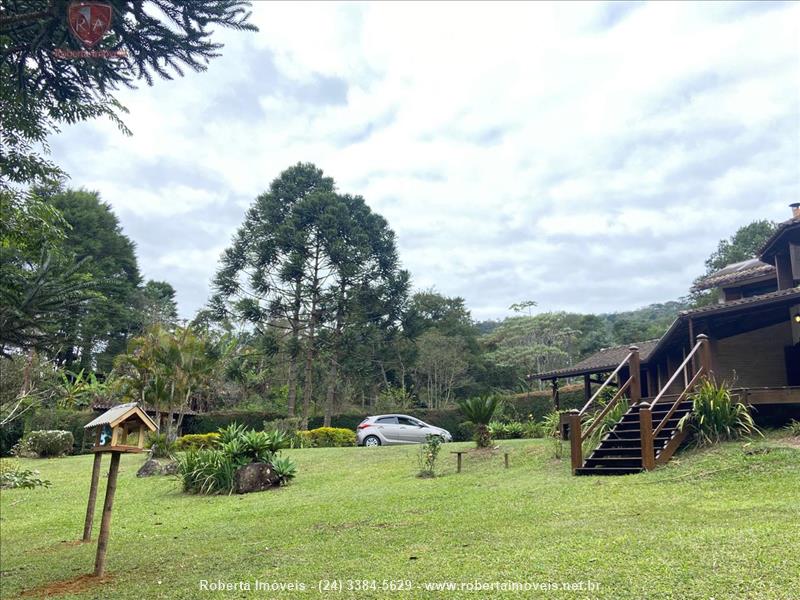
left=18, top=430, right=73, bottom=458
left=0, top=460, right=51, bottom=489
left=270, top=455, right=298, bottom=484
left=177, top=425, right=295, bottom=494
left=679, top=379, right=761, bottom=446
left=458, top=396, right=501, bottom=448
left=488, top=420, right=545, bottom=440
left=784, top=420, right=800, bottom=436
left=298, top=427, right=356, bottom=448
left=177, top=448, right=237, bottom=495
left=21, top=409, right=93, bottom=454
left=175, top=433, right=221, bottom=451
left=218, top=423, right=249, bottom=446
left=146, top=433, right=176, bottom=459
left=416, top=434, right=443, bottom=478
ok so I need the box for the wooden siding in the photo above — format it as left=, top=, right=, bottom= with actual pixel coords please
left=712, top=321, right=792, bottom=387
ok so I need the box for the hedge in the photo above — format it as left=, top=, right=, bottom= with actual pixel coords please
left=299, top=427, right=356, bottom=447
left=182, top=411, right=285, bottom=435
left=22, top=410, right=94, bottom=454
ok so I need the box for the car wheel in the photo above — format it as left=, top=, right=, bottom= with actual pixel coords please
left=363, top=435, right=381, bottom=447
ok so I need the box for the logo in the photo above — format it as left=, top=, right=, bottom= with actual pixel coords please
left=67, top=1, right=112, bottom=48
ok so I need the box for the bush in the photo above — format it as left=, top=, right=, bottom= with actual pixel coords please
left=0, top=460, right=51, bottom=489
left=146, top=433, right=176, bottom=459
left=0, top=420, right=25, bottom=456
left=784, top=419, right=800, bottom=436
left=270, top=455, right=297, bottom=483
left=679, top=379, right=761, bottom=446
left=18, top=430, right=74, bottom=458
left=416, top=434, right=443, bottom=478
left=23, top=410, right=94, bottom=453
left=177, top=425, right=295, bottom=495
left=264, top=418, right=307, bottom=448
left=456, top=421, right=476, bottom=442
left=175, top=432, right=221, bottom=451
left=299, top=427, right=356, bottom=448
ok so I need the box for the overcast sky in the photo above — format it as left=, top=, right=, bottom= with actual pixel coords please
left=50, top=1, right=799, bottom=321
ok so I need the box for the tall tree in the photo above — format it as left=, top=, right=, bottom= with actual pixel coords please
left=41, top=187, right=142, bottom=372
left=140, top=280, right=179, bottom=327
left=212, top=163, right=335, bottom=419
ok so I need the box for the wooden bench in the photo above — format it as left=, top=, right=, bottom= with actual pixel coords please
left=450, top=450, right=511, bottom=472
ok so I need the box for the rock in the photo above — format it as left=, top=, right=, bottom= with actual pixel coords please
left=234, top=462, right=280, bottom=494
left=137, top=458, right=179, bottom=477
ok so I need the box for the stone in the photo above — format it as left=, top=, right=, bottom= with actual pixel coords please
left=234, top=462, right=280, bottom=494
left=136, top=458, right=179, bottom=477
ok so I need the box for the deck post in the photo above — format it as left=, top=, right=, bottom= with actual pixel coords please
left=551, top=379, right=560, bottom=411
left=82, top=452, right=103, bottom=542
left=566, top=410, right=582, bottom=473
left=628, top=345, right=641, bottom=405
left=697, top=334, right=712, bottom=378
left=639, top=402, right=655, bottom=471
left=94, top=451, right=121, bottom=577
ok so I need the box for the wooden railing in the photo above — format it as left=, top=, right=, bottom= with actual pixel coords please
left=564, top=345, right=641, bottom=473
left=639, top=334, right=711, bottom=470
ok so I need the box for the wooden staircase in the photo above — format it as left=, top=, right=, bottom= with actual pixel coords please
left=564, top=334, right=712, bottom=476
left=575, top=399, right=692, bottom=475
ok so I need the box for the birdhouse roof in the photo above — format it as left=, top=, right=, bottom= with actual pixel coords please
left=84, top=402, right=158, bottom=431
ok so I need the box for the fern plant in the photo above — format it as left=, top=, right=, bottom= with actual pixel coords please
left=678, top=379, right=760, bottom=446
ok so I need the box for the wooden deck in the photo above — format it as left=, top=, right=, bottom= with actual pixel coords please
left=735, top=386, right=800, bottom=405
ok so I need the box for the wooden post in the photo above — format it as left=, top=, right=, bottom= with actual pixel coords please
left=551, top=379, right=560, bottom=411
left=583, top=374, right=591, bottom=406
left=697, top=334, right=712, bottom=379
left=94, top=452, right=121, bottom=577
left=504, top=452, right=509, bottom=469
left=639, top=402, right=655, bottom=471
left=82, top=452, right=103, bottom=542
left=566, top=410, right=582, bottom=473
left=628, top=346, right=641, bottom=405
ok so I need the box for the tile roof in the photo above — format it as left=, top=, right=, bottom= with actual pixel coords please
left=692, top=258, right=775, bottom=291
left=537, top=339, right=660, bottom=380
left=759, top=217, right=800, bottom=259
left=679, top=286, right=800, bottom=317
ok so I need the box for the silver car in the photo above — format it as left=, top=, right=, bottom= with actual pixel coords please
left=357, top=414, right=452, bottom=446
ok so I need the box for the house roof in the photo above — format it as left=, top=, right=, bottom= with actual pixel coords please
left=84, top=402, right=158, bottom=431
left=759, top=217, right=800, bottom=260
left=678, top=286, right=800, bottom=317
left=91, top=402, right=197, bottom=416
left=537, top=287, right=800, bottom=381
left=692, top=258, right=775, bottom=292
left=537, top=339, right=660, bottom=380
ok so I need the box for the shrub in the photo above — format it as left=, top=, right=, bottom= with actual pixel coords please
left=270, top=455, right=297, bottom=483
left=458, top=396, right=502, bottom=448
left=0, top=460, right=51, bottom=489
left=456, top=421, right=476, bottom=442
left=522, top=421, right=544, bottom=439
left=146, top=433, right=177, bottom=459
left=22, top=410, right=94, bottom=453
left=299, top=427, right=356, bottom=448
left=175, top=432, right=221, bottom=451
left=177, top=448, right=237, bottom=495
left=678, top=379, right=761, bottom=446
left=784, top=420, right=800, bottom=436
left=176, top=425, right=296, bottom=495
left=264, top=418, right=307, bottom=448
left=416, top=434, right=443, bottom=478
left=19, top=430, right=74, bottom=458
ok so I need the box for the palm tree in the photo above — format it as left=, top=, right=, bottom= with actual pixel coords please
left=458, top=395, right=501, bottom=448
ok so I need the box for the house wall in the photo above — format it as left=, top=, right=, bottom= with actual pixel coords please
left=711, top=321, right=793, bottom=387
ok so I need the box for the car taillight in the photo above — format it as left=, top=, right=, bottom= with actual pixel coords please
left=357, top=423, right=371, bottom=429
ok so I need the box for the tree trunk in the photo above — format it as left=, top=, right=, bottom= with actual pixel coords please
left=323, top=360, right=337, bottom=427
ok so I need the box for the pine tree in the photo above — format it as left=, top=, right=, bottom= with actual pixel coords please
left=0, top=0, right=257, bottom=189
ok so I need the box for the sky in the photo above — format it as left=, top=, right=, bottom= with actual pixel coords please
left=50, top=1, right=800, bottom=321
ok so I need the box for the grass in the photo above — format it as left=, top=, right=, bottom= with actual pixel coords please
left=1, top=433, right=799, bottom=599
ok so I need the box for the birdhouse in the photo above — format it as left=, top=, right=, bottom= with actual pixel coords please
left=84, top=403, right=158, bottom=453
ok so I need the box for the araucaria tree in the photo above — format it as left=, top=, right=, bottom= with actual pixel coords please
left=212, top=164, right=408, bottom=426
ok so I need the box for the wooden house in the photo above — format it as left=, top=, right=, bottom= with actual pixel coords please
left=537, top=204, right=800, bottom=475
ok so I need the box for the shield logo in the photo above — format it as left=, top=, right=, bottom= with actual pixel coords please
left=67, top=1, right=113, bottom=48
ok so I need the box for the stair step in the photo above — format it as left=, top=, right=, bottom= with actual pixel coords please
left=584, top=456, right=644, bottom=468
left=575, top=467, right=643, bottom=476
left=591, top=447, right=642, bottom=457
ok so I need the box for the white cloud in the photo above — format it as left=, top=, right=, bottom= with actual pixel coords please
left=50, top=1, right=800, bottom=320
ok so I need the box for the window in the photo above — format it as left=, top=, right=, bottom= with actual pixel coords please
left=397, top=417, right=419, bottom=426
left=376, top=416, right=398, bottom=424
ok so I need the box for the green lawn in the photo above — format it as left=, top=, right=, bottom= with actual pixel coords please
left=1, top=434, right=798, bottom=599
